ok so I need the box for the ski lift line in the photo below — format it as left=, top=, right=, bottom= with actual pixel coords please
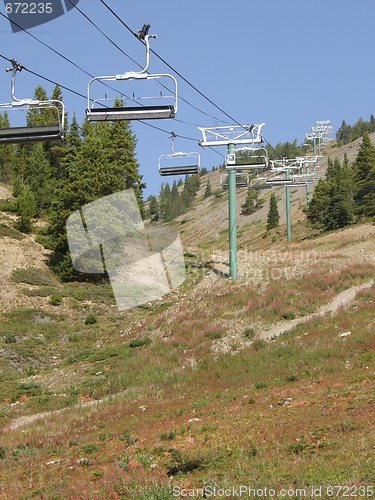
left=64, top=0, right=140, bottom=69
left=225, top=146, right=269, bottom=170
left=0, top=53, right=85, bottom=101
left=0, top=14, right=132, bottom=105
left=220, top=172, right=249, bottom=189
left=1, top=11, right=274, bottom=151
left=64, top=1, right=232, bottom=126
left=0, top=54, right=206, bottom=147
left=66, top=0, right=229, bottom=126
left=98, top=0, right=250, bottom=131
left=199, top=123, right=265, bottom=148
left=0, top=12, right=92, bottom=79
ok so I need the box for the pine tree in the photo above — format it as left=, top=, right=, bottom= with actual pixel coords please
left=23, top=142, right=54, bottom=209
left=159, top=182, right=173, bottom=222
left=241, top=185, right=259, bottom=215
left=266, top=192, right=280, bottom=230
left=48, top=134, right=127, bottom=280
left=353, top=132, right=375, bottom=217
left=307, top=178, right=331, bottom=230
left=170, top=180, right=181, bottom=217
left=204, top=178, right=212, bottom=198
left=0, top=112, right=15, bottom=183
left=15, top=184, right=37, bottom=233
left=307, top=158, right=354, bottom=230
left=148, top=195, right=159, bottom=218
left=96, top=98, right=146, bottom=217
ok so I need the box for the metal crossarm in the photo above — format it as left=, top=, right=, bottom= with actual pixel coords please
left=198, top=123, right=265, bottom=147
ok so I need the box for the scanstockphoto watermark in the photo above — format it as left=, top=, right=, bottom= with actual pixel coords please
left=3, top=0, right=79, bottom=32
left=172, top=484, right=375, bottom=497
left=172, top=485, right=308, bottom=497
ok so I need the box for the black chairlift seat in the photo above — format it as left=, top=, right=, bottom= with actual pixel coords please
left=267, top=179, right=308, bottom=187
left=86, top=104, right=175, bottom=122
left=0, top=59, right=65, bottom=144
left=251, top=183, right=272, bottom=190
left=234, top=161, right=268, bottom=171
left=159, top=165, right=199, bottom=176
left=0, top=124, right=63, bottom=143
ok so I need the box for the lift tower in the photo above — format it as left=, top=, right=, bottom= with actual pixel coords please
left=198, top=124, right=265, bottom=279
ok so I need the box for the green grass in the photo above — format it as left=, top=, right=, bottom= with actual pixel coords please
left=0, top=223, right=374, bottom=497
left=0, top=223, right=24, bottom=240
left=11, top=266, right=55, bottom=286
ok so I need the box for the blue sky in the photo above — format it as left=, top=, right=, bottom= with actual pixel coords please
left=0, top=0, right=374, bottom=198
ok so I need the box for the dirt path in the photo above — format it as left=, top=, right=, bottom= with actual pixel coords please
left=4, top=279, right=373, bottom=433
left=259, top=279, right=374, bottom=341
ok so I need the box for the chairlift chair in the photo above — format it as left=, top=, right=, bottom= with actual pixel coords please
left=250, top=178, right=272, bottom=190
left=225, top=146, right=268, bottom=171
left=158, top=133, right=200, bottom=176
left=0, top=59, right=65, bottom=143
left=220, top=172, right=249, bottom=189
left=86, top=26, right=177, bottom=122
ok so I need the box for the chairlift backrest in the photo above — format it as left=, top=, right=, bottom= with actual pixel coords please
left=0, top=59, right=65, bottom=143
left=86, top=31, right=177, bottom=122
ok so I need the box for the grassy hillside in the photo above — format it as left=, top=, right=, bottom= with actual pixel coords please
left=0, top=138, right=375, bottom=498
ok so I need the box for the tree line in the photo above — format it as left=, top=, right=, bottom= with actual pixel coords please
left=146, top=174, right=201, bottom=223
left=307, top=132, right=375, bottom=231
left=336, top=115, right=375, bottom=147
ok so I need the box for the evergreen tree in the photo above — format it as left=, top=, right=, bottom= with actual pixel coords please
left=307, top=157, right=354, bottom=230
left=148, top=195, right=159, bottom=218
left=241, top=185, right=260, bottom=215
left=26, top=85, right=50, bottom=126
left=48, top=134, right=127, bottom=280
left=96, top=99, right=146, bottom=217
left=12, top=175, right=23, bottom=198
left=307, top=178, right=331, bottom=230
left=0, top=112, right=14, bottom=183
left=15, top=184, right=37, bottom=233
left=204, top=178, right=212, bottom=198
left=26, top=143, right=54, bottom=207
left=353, top=132, right=375, bottom=217
left=266, top=192, right=280, bottom=230
left=159, top=182, right=173, bottom=222
left=170, top=180, right=181, bottom=217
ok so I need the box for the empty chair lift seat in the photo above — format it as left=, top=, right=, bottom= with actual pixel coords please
left=0, top=124, right=63, bottom=143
